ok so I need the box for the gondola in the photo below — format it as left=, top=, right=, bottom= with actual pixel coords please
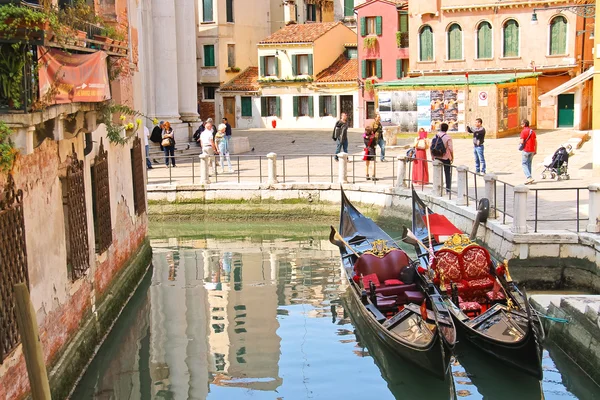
left=329, top=189, right=456, bottom=379
left=409, top=188, right=545, bottom=379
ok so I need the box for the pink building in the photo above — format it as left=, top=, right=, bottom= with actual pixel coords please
left=356, top=0, right=409, bottom=127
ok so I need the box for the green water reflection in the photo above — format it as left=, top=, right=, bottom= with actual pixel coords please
left=72, top=224, right=597, bottom=399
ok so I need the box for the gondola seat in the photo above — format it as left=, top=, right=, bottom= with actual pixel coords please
left=354, top=249, right=416, bottom=299
left=404, top=290, right=425, bottom=304
left=459, top=301, right=482, bottom=317
left=485, top=290, right=505, bottom=302
left=431, top=248, right=469, bottom=293
left=461, top=246, right=494, bottom=295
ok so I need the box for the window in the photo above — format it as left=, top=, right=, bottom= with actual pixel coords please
left=503, top=19, right=519, bottom=57
left=260, top=56, right=278, bottom=77
left=293, top=96, right=314, bottom=117
left=366, top=102, right=376, bottom=120
left=360, top=16, right=381, bottom=36
left=292, top=54, right=313, bottom=75
left=203, top=0, right=213, bottom=22
left=549, top=16, right=567, bottom=55
left=319, top=95, right=337, bottom=116
left=398, top=12, right=409, bottom=48
left=477, top=21, right=492, bottom=59
left=261, top=97, right=280, bottom=117
left=419, top=25, right=433, bottom=61
left=344, top=0, right=353, bottom=17
left=362, top=59, right=381, bottom=78
left=447, top=23, right=462, bottom=60
left=204, top=86, right=217, bottom=100
left=346, top=47, right=358, bottom=59
left=226, top=0, right=234, bottom=22
left=204, top=45, right=215, bottom=67
left=241, top=97, right=252, bottom=117
left=227, top=44, right=235, bottom=68
left=396, top=59, right=408, bottom=78
left=307, top=4, right=316, bottom=22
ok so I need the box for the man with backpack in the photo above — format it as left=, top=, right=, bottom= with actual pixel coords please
left=332, top=113, right=349, bottom=161
left=430, top=123, right=454, bottom=194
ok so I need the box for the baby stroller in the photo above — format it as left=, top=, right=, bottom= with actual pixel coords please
left=540, top=145, right=570, bottom=180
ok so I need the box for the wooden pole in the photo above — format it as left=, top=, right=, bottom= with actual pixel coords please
left=14, top=283, right=51, bottom=400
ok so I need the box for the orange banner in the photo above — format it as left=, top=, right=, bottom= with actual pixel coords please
left=38, top=47, right=111, bottom=104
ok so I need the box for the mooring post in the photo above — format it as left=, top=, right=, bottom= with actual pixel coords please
left=484, top=173, right=497, bottom=219
left=456, top=165, right=469, bottom=206
left=431, top=159, right=443, bottom=196
left=338, top=152, right=348, bottom=184
left=587, top=184, right=600, bottom=233
left=14, top=283, right=51, bottom=400
left=395, top=155, right=407, bottom=188
left=199, top=153, right=209, bottom=184
left=267, top=152, right=278, bottom=185
left=512, top=185, right=529, bottom=234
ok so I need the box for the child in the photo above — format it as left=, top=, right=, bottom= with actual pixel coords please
left=363, top=126, right=376, bottom=180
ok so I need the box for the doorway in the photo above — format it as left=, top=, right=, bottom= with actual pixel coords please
left=224, top=97, right=236, bottom=128
left=340, top=95, right=353, bottom=128
left=557, top=94, right=574, bottom=127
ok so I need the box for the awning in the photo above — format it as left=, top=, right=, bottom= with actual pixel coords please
left=539, top=67, right=594, bottom=101
left=376, top=72, right=540, bottom=88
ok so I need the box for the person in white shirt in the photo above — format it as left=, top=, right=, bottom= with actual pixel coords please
left=144, top=125, right=152, bottom=169
left=200, top=120, right=218, bottom=171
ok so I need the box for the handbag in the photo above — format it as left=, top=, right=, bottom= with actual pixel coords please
left=161, top=137, right=172, bottom=147
left=416, top=139, right=427, bottom=150
left=362, top=147, right=369, bottom=161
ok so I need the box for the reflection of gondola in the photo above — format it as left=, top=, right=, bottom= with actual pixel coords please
left=342, top=293, right=457, bottom=400
left=329, top=189, right=456, bottom=379
left=410, top=189, right=545, bottom=379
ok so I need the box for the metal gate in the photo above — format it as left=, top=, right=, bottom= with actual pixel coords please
left=92, top=138, right=112, bottom=254
left=66, top=144, right=90, bottom=280
left=131, top=136, right=146, bottom=216
left=0, top=174, right=29, bottom=363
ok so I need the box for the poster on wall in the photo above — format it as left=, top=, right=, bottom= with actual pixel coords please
left=378, top=92, right=391, bottom=112
left=417, top=91, right=431, bottom=130
left=507, top=87, right=519, bottom=129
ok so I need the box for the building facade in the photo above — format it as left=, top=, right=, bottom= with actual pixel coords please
left=270, top=0, right=336, bottom=33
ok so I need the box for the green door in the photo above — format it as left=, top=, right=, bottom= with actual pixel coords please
left=557, top=94, right=574, bottom=127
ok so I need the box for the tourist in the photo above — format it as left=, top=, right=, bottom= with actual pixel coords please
left=372, top=113, right=385, bottom=162
left=200, top=120, right=218, bottom=171
left=412, top=128, right=429, bottom=185
left=430, top=123, right=453, bottom=193
left=161, top=121, right=176, bottom=167
left=222, top=117, right=232, bottom=137
left=216, top=123, right=233, bottom=173
left=467, top=117, right=486, bottom=174
left=151, top=120, right=163, bottom=145
left=144, top=124, right=152, bottom=170
left=363, top=126, right=376, bottom=180
left=520, top=119, right=537, bottom=185
left=332, top=112, right=349, bottom=161
left=193, top=120, right=205, bottom=146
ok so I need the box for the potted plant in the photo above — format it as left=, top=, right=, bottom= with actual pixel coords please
left=0, top=44, right=25, bottom=109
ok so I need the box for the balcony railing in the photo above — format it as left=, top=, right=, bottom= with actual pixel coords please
left=397, top=31, right=409, bottom=48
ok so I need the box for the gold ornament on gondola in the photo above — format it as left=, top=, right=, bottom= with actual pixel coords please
left=441, top=233, right=473, bottom=253
left=364, top=239, right=392, bottom=257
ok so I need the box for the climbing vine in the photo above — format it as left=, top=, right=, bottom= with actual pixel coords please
left=0, top=122, right=18, bottom=172
left=98, top=101, right=157, bottom=145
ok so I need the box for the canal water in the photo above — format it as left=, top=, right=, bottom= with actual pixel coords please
left=73, top=222, right=599, bottom=399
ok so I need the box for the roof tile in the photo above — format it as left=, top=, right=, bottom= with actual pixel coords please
left=316, top=55, right=358, bottom=83
left=220, top=67, right=259, bottom=92
left=260, top=22, right=342, bottom=44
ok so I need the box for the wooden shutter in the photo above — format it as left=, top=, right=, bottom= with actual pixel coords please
left=448, top=24, right=462, bottom=60
left=204, top=45, right=215, bottom=67
left=261, top=97, right=267, bottom=117
left=361, top=59, right=367, bottom=79
left=550, top=16, right=567, bottom=55
left=396, top=59, right=402, bottom=78
left=203, top=0, right=213, bottom=22
left=319, top=96, right=325, bottom=116
left=344, top=0, right=353, bottom=17
left=477, top=22, right=492, bottom=59
left=503, top=20, right=519, bottom=57
left=293, top=96, right=298, bottom=117
left=308, top=54, right=313, bottom=75
left=331, top=96, right=337, bottom=117
left=376, top=59, right=382, bottom=78
left=274, top=57, right=279, bottom=76
left=242, top=97, right=252, bottom=117
left=226, top=0, right=233, bottom=22
left=376, top=16, right=382, bottom=36
left=275, top=97, right=281, bottom=117
left=259, top=56, right=265, bottom=76
left=291, top=54, right=297, bottom=76
left=360, top=17, right=367, bottom=37
left=308, top=96, right=314, bottom=117
left=419, top=26, right=433, bottom=61
left=399, top=13, right=408, bottom=33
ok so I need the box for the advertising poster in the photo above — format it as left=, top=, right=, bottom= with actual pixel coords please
left=378, top=92, right=391, bottom=112
left=507, top=87, right=518, bottom=129
left=417, top=91, right=431, bottom=130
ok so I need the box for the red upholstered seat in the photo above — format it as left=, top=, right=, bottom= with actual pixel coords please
left=404, top=290, right=425, bottom=304
left=486, top=290, right=506, bottom=301
left=459, top=301, right=482, bottom=317
left=384, top=279, right=403, bottom=286
left=362, top=273, right=380, bottom=288
left=461, top=246, right=494, bottom=294
left=354, top=249, right=413, bottom=298
left=431, top=248, right=468, bottom=290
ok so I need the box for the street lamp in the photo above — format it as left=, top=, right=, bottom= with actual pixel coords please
left=531, top=12, right=538, bottom=25
left=531, top=4, right=596, bottom=19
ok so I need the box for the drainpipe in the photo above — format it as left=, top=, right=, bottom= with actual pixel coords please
left=592, top=5, right=600, bottom=176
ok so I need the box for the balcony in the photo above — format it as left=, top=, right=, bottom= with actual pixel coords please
left=397, top=31, right=409, bottom=48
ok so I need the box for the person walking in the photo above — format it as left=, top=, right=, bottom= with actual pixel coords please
left=144, top=124, right=152, bottom=170
left=467, top=117, right=486, bottom=174
left=519, top=119, right=537, bottom=184
left=222, top=117, right=232, bottom=137
left=161, top=121, right=176, bottom=167
left=372, top=113, right=385, bottom=162
left=412, top=128, right=429, bottom=185
left=430, top=123, right=453, bottom=193
left=363, top=126, right=377, bottom=180
left=216, top=123, right=233, bottom=173
left=200, top=120, right=218, bottom=172
left=332, top=112, right=349, bottom=161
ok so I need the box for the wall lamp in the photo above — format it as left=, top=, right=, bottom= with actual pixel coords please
left=275, top=49, right=287, bottom=56
left=531, top=4, right=596, bottom=25
left=577, top=30, right=595, bottom=40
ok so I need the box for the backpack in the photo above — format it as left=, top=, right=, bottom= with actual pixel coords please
left=193, top=125, right=204, bottom=141
left=430, top=134, right=447, bottom=157
left=332, top=122, right=342, bottom=141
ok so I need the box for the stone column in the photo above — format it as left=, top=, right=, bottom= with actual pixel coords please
left=456, top=165, right=469, bottom=206
left=512, top=185, right=529, bottom=234
left=587, top=184, right=600, bottom=232
left=431, top=159, right=443, bottom=197
left=395, top=155, right=407, bottom=188
left=338, top=152, right=348, bottom=184
left=267, top=152, right=278, bottom=185
left=484, top=173, right=497, bottom=219
left=174, top=0, right=199, bottom=122
left=199, top=153, right=209, bottom=184
left=151, top=0, right=180, bottom=121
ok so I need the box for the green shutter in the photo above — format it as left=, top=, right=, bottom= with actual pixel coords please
left=275, top=97, right=281, bottom=117
left=396, top=59, right=402, bottom=78
left=550, top=16, right=567, bottom=55
left=274, top=57, right=279, bottom=76
left=376, top=59, right=382, bottom=78
left=344, top=0, right=353, bottom=17
left=308, top=54, right=313, bottom=75
left=361, top=59, right=367, bottom=79
left=376, top=16, right=382, bottom=36
left=477, top=22, right=492, bottom=59
left=319, top=96, right=325, bottom=116
left=308, top=96, right=314, bottom=117
left=419, top=26, right=433, bottom=61
left=261, top=97, right=267, bottom=117
left=293, top=96, right=298, bottom=117
left=399, top=13, right=408, bottom=33
left=448, top=24, right=462, bottom=60
left=360, top=17, right=367, bottom=37
left=292, top=54, right=297, bottom=76
left=226, top=0, right=234, bottom=22
left=332, top=96, right=337, bottom=117
left=204, top=45, right=215, bottom=67
left=242, top=97, right=252, bottom=117
left=259, top=56, right=265, bottom=76
left=203, top=0, right=213, bottom=22
left=503, top=20, right=519, bottom=57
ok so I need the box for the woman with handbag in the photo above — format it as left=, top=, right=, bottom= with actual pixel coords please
left=519, top=119, right=537, bottom=184
left=161, top=121, right=176, bottom=167
left=363, top=126, right=376, bottom=180
left=412, top=128, right=430, bottom=185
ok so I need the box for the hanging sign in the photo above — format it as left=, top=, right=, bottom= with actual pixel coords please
left=478, top=91, right=488, bottom=107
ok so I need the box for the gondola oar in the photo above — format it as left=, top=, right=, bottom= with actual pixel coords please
left=401, top=226, right=430, bottom=256
left=329, top=226, right=360, bottom=257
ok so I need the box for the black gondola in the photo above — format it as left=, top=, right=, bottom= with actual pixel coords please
left=329, top=189, right=456, bottom=379
left=410, top=189, right=545, bottom=379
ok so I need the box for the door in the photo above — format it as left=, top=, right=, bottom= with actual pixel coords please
left=557, top=94, right=574, bottom=127
left=224, top=97, right=236, bottom=128
left=340, top=95, right=353, bottom=128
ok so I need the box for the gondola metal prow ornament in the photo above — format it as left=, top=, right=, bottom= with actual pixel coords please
left=329, top=226, right=360, bottom=257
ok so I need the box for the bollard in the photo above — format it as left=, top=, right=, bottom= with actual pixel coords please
left=456, top=165, right=469, bottom=206
left=587, top=184, right=600, bottom=232
left=396, top=155, right=407, bottom=188
left=199, top=153, right=210, bottom=184
left=512, top=185, right=529, bottom=234
left=484, top=173, right=497, bottom=219
left=338, top=152, right=349, bottom=184
left=431, top=159, right=443, bottom=196
left=267, top=152, right=278, bottom=185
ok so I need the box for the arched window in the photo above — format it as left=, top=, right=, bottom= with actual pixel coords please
left=447, top=23, right=462, bottom=60
left=477, top=21, right=492, bottom=59
left=419, top=25, right=434, bottom=61
left=503, top=19, right=519, bottom=57
left=549, top=16, right=567, bottom=55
